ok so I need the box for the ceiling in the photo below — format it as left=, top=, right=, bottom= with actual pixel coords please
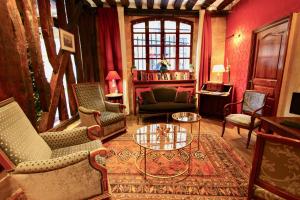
left=86, top=0, right=241, bottom=12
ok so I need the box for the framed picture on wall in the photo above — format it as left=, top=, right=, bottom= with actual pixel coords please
left=59, top=28, right=75, bottom=53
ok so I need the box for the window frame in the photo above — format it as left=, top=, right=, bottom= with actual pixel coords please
left=131, top=17, right=193, bottom=72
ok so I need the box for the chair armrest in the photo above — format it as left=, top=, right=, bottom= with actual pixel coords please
left=40, top=126, right=100, bottom=149
left=104, top=101, right=126, bottom=113
left=14, top=151, right=90, bottom=174
left=78, top=106, right=101, bottom=116
left=223, top=100, right=243, bottom=116
left=250, top=106, right=265, bottom=125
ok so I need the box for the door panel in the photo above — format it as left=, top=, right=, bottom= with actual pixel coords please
left=249, top=19, right=289, bottom=116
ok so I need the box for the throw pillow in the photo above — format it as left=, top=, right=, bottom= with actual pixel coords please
left=136, top=87, right=151, bottom=104
left=177, top=87, right=194, bottom=103
left=175, top=91, right=189, bottom=103
left=141, top=91, right=157, bottom=104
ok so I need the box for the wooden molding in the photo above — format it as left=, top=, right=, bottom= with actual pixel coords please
left=201, top=0, right=216, bottom=9
left=134, top=0, right=142, bottom=9
left=105, top=0, right=116, bottom=7
left=147, top=0, right=154, bottom=9
left=160, top=0, right=169, bottom=9
left=173, top=0, right=184, bottom=10
left=120, top=0, right=130, bottom=7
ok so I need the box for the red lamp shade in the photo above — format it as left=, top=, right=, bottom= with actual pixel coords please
left=105, top=70, right=121, bottom=81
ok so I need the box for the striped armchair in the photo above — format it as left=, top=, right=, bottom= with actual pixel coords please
left=0, top=98, right=111, bottom=200
left=72, top=82, right=126, bottom=140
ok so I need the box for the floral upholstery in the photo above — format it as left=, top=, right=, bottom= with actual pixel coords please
left=225, top=114, right=261, bottom=128
left=258, top=140, right=300, bottom=198
left=40, top=127, right=91, bottom=149
left=0, top=102, right=52, bottom=165
left=253, top=185, right=286, bottom=200
left=73, top=83, right=126, bottom=140
left=243, top=91, right=266, bottom=115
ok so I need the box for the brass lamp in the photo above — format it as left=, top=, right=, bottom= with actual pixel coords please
left=212, top=64, right=225, bottom=83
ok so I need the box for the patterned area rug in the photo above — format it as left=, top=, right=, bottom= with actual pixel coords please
left=103, top=132, right=250, bottom=200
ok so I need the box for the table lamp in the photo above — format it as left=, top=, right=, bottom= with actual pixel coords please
left=212, top=64, right=225, bottom=83
left=106, top=70, right=121, bottom=94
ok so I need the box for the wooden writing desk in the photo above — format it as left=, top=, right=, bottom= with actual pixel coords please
left=261, top=117, right=300, bottom=139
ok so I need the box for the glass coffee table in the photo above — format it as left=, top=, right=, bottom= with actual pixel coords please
left=133, top=124, right=193, bottom=179
left=172, top=112, right=203, bottom=158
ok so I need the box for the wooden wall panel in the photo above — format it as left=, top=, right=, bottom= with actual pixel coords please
left=0, top=0, right=36, bottom=124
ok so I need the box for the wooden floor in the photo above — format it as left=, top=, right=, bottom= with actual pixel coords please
left=124, top=114, right=256, bottom=165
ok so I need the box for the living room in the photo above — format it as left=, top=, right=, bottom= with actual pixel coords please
left=0, top=0, right=300, bottom=199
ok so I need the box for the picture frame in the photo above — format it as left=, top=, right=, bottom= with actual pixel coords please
left=59, top=28, right=75, bottom=53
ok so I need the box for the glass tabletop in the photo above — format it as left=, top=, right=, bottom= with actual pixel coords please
left=134, top=124, right=193, bottom=151
left=172, top=112, right=201, bottom=123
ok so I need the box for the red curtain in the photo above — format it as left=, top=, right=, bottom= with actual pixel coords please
left=97, top=8, right=123, bottom=94
left=199, top=12, right=212, bottom=88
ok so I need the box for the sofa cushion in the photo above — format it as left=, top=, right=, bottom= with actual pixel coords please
left=139, top=102, right=195, bottom=113
left=141, top=91, right=157, bottom=104
left=152, top=87, right=177, bottom=102
left=136, top=87, right=151, bottom=104
left=175, top=91, right=189, bottom=103
left=100, top=111, right=125, bottom=126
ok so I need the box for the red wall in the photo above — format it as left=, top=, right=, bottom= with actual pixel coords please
left=225, top=0, right=300, bottom=110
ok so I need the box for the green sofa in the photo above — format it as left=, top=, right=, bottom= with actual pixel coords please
left=137, top=87, right=196, bottom=122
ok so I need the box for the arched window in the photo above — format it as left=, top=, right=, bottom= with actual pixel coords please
left=132, top=18, right=193, bottom=71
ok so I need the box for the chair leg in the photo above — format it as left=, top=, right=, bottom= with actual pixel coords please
left=221, top=121, right=226, bottom=137
left=237, top=127, right=241, bottom=135
left=246, top=129, right=253, bottom=148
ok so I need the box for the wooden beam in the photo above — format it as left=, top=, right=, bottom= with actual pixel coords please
left=0, top=0, right=36, bottom=125
left=185, top=0, right=197, bottom=10
left=37, top=0, right=59, bottom=73
left=217, top=0, right=234, bottom=10
left=160, top=0, right=169, bottom=9
left=134, top=0, right=142, bottom=9
left=125, top=8, right=199, bottom=17
left=147, top=0, right=154, bottom=9
left=201, top=0, right=216, bottom=9
left=173, top=0, right=184, bottom=10
left=121, top=0, right=130, bottom=8
left=38, top=1, right=84, bottom=131
left=106, top=0, right=116, bottom=7
left=56, top=0, right=77, bottom=116
left=19, top=0, right=50, bottom=111
left=92, top=0, right=103, bottom=7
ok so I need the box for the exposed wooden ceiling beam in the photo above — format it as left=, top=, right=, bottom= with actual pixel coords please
left=173, top=0, right=184, bottom=10
left=135, top=0, right=142, bottom=9
left=217, top=0, right=234, bottom=10
left=121, top=0, right=130, bottom=7
left=106, top=0, right=116, bottom=7
left=147, top=0, right=154, bottom=9
left=92, top=0, right=103, bottom=7
left=185, top=0, right=197, bottom=10
left=160, top=0, right=169, bottom=9
left=201, top=0, right=216, bottom=9
left=125, top=8, right=199, bottom=16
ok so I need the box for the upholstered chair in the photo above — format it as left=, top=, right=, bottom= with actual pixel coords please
left=72, top=83, right=126, bottom=140
left=0, top=98, right=111, bottom=200
left=248, top=133, right=300, bottom=200
left=221, top=90, right=267, bottom=148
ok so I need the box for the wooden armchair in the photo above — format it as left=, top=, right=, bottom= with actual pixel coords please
left=72, top=82, right=126, bottom=140
left=221, top=90, right=267, bottom=148
left=0, top=98, right=111, bottom=200
left=248, top=133, right=300, bottom=200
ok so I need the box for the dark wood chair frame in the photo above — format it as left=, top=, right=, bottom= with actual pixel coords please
left=221, top=90, right=267, bottom=148
left=248, top=133, right=300, bottom=200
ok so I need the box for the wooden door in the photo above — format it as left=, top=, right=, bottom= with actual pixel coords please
left=248, top=18, right=290, bottom=116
